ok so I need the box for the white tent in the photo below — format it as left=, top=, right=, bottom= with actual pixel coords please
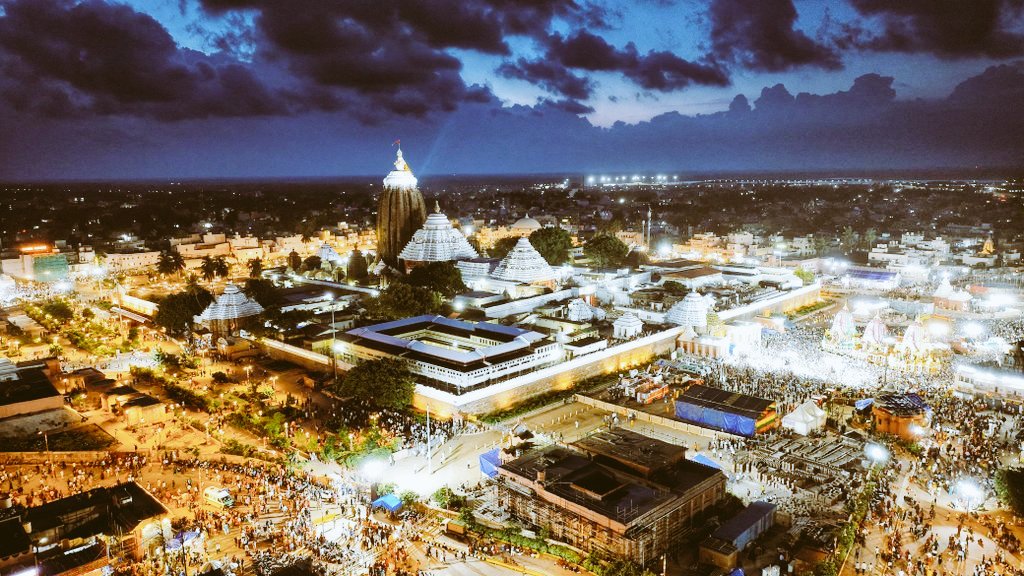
left=781, top=401, right=827, bottom=436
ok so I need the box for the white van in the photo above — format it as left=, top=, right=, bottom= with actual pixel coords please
left=203, top=486, right=234, bottom=508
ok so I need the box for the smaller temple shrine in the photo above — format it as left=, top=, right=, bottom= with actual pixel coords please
left=398, top=202, right=478, bottom=272
left=193, top=284, right=264, bottom=335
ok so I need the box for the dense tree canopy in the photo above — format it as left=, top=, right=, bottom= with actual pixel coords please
left=335, top=358, right=415, bottom=410
left=154, top=285, right=213, bottom=334
left=583, top=234, right=630, bottom=268
left=529, top=227, right=573, bottom=266
left=287, top=250, right=302, bottom=272
left=488, top=236, right=520, bottom=260
left=302, top=255, right=322, bottom=272
left=364, top=283, right=442, bottom=320
left=403, top=261, right=466, bottom=298
left=996, top=467, right=1024, bottom=516
left=243, top=278, right=284, bottom=308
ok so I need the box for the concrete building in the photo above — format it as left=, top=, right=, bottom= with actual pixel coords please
left=497, top=429, right=726, bottom=562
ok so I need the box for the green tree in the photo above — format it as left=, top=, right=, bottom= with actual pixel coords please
left=813, top=235, right=831, bottom=255
left=794, top=267, right=815, bottom=285
left=157, top=250, right=185, bottom=275
left=154, top=285, right=214, bottom=334
left=41, top=300, right=74, bottom=322
left=863, top=228, right=878, bottom=250
left=403, top=262, right=466, bottom=298
left=488, top=236, right=520, bottom=259
left=995, top=467, right=1024, bottom=516
left=347, top=249, right=369, bottom=281
left=840, top=226, right=858, bottom=253
left=247, top=258, right=263, bottom=278
left=287, top=250, right=302, bottom=272
left=336, top=358, right=415, bottom=410
left=364, top=283, right=443, bottom=320
left=302, top=255, right=322, bottom=272
left=584, top=234, right=630, bottom=268
left=529, top=227, right=573, bottom=265
left=243, top=278, right=284, bottom=308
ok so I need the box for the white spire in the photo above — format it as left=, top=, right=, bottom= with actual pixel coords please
left=384, top=145, right=418, bottom=190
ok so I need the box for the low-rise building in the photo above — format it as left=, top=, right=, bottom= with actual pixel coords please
left=498, top=429, right=726, bottom=561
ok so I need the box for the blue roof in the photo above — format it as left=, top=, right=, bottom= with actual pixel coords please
left=691, top=454, right=721, bottom=470
left=713, top=501, right=777, bottom=542
left=848, top=269, right=897, bottom=280
left=372, top=493, right=403, bottom=512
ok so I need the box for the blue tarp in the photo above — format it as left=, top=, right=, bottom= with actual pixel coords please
left=479, top=448, right=501, bottom=478
left=372, top=493, right=402, bottom=512
left=675, top=400, right=756, bottom=437
left=729, top=570, right=745, bottom=576
left=691, top=454, right=721, bottom=470
left=855, top=398, right=874, bottom=411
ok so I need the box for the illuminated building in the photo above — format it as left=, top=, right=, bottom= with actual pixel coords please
left=376, top=147, right=427, bottom=269
left=331, top=315, right=561, bottom=395
left=193, top=284, right=264, bottom=335
left=498, top=428, right=726, bottom=561
left=398, top=202, right=478, bottom=272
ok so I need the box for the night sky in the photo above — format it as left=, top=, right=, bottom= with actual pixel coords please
left=1, top=0, right=1024, bottom=179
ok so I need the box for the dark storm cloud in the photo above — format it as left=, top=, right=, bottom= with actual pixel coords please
left=497, top=58, right=594, bottom=100
left=197, top=0, right=605, bottom=117
left=847, top=0, right=1024, bottom=58
left=544, top=31, right=730, bottom=91
left=708, top=0, right=842, bottom=71
left=0, top=0, right=286, bottom=119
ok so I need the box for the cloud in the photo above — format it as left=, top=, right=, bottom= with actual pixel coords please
left=8, top=64, right=1024, bottom=180
left=497, top=58, right=594, bottom=100
left=708, top=0, right=842, bottom=71
left=197, top=0, right=603, bottom=118
left=0, top=0, right=286, bottom=120
left=544, top=31, right=730, bottom=91
left=847, top=0, right=1024, bottom=58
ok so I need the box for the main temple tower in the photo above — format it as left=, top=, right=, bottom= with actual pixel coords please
left=376, top=146, right=427, bottom=269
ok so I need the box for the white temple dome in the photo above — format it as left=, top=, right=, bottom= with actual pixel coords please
left=862, top=314, right=888, bottom=346
left=934, top=277, right=954, bottom=299
left=195, top=284, right=264, bottom=323
left=399, top=202, right=479, bottom=264
left=511, top=214, right=542, bottom=232
left=316, top=242, right=343, bottom=265
left=830, top=304, right=856, bottom=341
left=382, top=147, right=418, bottom=191
left=665, top=292, right=708, bottom=327
left=492, top=237, right=555, bottom=284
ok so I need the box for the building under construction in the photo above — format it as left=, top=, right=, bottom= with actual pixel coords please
left=497, top=428, right=726, bottom=563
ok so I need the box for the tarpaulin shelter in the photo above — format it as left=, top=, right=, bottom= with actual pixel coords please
left=371, top=493, right=402, bottom=513
left=691, top=454, right=721, bottom=470
left=479, top=448, right=501, bottom=478
left=674, top=385, right=776, bottom=437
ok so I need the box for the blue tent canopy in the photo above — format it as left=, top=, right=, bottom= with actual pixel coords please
left=372, top=493, right=402, bottom=512
left=479, top=448, right=501, bottom=478
left=691, top=454, right=721, bottom=470
left=855, top=398, right=874, bottom=411
left=729, top=569, right=745, bottom=576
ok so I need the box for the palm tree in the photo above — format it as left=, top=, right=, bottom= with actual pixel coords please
left=157, top=250, right=185, bottom=276
left=248, top=258, right=263, bottom=278
left=200, top=256, right=217, bottom=281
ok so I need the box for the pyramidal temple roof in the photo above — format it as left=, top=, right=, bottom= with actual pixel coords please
left=196, top=284, right=264, bottom=322
left=491, top=237, right=555, bottom=284
left=399, top=202, right=479, bottom=263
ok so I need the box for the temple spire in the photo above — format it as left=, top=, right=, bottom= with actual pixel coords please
left=434, top=200, right=441, bottom=214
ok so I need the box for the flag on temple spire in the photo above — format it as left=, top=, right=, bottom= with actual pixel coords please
left=393, top=139, right=400, bottom=147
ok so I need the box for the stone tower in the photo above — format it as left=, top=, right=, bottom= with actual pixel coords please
left=376, top=146, right=427, bottom=269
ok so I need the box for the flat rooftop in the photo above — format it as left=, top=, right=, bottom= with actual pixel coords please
left=500, top=443, right=723, bottom=526
left=572, top=428, right=686, bottom=477
left=0, top=367, right=60, bottom=406
left=678, top=384, right=774, bottom=420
